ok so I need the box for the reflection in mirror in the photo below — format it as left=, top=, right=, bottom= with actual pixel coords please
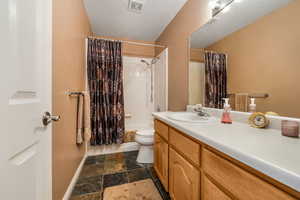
left=189, top=0, right=300, bottom=117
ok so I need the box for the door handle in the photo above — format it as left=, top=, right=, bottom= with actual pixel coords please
left=42, top=111, right=60, bottom=126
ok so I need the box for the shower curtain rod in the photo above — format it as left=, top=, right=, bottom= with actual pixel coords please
left=87, top=36, right=166, bottom=48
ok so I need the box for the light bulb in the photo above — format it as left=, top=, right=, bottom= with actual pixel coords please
left=209, top=0, right=218, bottom=9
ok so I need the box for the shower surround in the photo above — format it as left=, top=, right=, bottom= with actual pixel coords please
left=124, top=51, right=168, bottom=134
left=123, top=56, right=155, bottom=132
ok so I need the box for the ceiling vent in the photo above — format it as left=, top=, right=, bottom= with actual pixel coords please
left=128, top=0, right=145, bottom=13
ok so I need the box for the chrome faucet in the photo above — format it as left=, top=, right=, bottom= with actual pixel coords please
left=194, top=104, right=210, bottom=117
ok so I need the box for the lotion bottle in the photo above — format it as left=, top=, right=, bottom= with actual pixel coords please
left=249, top=98, right=256, bottom=113
left=221, top=98, right=232, bottom=124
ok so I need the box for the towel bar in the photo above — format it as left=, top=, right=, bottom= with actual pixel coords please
left=66, top=91, right=84, bottom=96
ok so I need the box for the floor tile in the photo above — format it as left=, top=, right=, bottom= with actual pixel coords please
left=79, top=163, right=105, bottom=178
left=105, top=152, right=124, bottom=161
left=140, top=163, right=153, bottom=168
left=94, top=155, right=105, bottom=164
left=72, top=176, right=102, bottom=196
left=69, top=192, right=102, bottom=200
left=103, top=172, right=128, bottom=189
left=72, top=151, right=170, bottom=200
left=124, top=151, right=138, bottom=160
left=125, top=158, right=143, bottom=170
left=76, top=175, right=102, bottom=186
left=128, top=168, right=151, bottom=182
left=104, top=158, right=126, bottom=174
left=85, top=155, right=105, bottom=166
left=84, top=156, right=97, bottom=166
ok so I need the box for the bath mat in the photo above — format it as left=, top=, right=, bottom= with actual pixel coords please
left=103, top=179, right=162, bottom=200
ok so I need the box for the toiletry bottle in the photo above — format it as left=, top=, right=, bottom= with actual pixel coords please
left=249, top=98, right=256, bottom=113
left=221, top=98, right=232, bottom=124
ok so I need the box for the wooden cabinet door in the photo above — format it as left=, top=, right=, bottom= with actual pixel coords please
left=169, top=148, right=200, bottom=200
left=154, top=134, right=169, bottom=191
left=203, top=175, right=232, bottom=200
left=203, top=149, right=297, bottom=200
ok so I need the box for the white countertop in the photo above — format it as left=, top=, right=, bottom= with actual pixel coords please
left=153, top=112, right=300, bottom=192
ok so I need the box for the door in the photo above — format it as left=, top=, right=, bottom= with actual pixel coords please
left=169, top=148, right=200, bottom=200
left=154, top=133, right=169, bottom=191
left=203, top=175, right=231, bottom=200
left=0, top=0, right=52, bottom=199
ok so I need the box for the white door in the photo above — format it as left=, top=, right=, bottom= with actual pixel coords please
left=0, top=0, right=53, bottom=199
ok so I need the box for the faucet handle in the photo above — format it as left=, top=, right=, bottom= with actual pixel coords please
left=194, top=104, right=203, bottom=112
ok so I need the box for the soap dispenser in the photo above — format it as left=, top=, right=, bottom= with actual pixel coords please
left=249, top=98, right=256, bottom=113
left=221, top=98, right=232, bottom=124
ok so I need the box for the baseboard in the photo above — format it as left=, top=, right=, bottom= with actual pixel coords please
left=87, top=142, right=140, bottom=156
left=62, top=154, right=87, bottom=200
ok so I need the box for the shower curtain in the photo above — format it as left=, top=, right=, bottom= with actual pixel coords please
left=87, top=38, right=125, bottom=145
left=204, top=51, right=227, bottom=109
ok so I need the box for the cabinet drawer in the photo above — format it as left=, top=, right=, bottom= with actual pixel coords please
left=203, top=148, right=296, bottom=200
left=154, top=120, right=168, bottom=141
left=203, top=175, right=231, bottom=200
left=169, top=128, right=200, bottom=166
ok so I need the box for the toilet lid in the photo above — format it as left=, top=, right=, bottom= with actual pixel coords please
left=136, top=129, right=154, bottom=136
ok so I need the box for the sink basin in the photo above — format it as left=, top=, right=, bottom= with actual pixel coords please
left=166, top=112, right=215, bottom=123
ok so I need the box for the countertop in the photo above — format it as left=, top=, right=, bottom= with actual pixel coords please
left=152, top=112, right=300, bottom=192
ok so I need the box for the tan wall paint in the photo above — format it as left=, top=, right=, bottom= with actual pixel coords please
left=52, top=0, right=91, bottom=199
left=156, top=0, right=211, bottom=111
left=189, top=61, right=205, bottom=105
left=208, top=1, right=300, bottom=117
left=190, top=48, right=205, bottom=62
left=92, top=35, right=158, bottom=58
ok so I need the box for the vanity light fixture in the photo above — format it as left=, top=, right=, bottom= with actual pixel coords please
left=221, top=5, right=231, bottom=13
left=212, top=0, right=234, bottom=16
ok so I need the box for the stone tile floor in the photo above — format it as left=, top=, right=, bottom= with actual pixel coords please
left=70, top=151, right=170, bottom=200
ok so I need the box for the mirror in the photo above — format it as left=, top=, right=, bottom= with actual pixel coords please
left=189, top=0, right=300, bottom=118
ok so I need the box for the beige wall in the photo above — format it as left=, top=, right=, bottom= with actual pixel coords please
left=93, top=35, right=158, bottom=58
left=52, top=0, right=91, bottom=199
left=208, top=1, right=300, bottom=117
left=156, top=0, right=211, bottom=111
left=190, top=48, right=205, bottom=62
left=189, top=61, right=205, bottom=105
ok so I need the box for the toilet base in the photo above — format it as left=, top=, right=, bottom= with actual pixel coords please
left=137, top=145, right=153, bottom=164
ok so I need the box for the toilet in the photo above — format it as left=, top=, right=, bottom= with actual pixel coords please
left=135, top=129, right=154, bottom=163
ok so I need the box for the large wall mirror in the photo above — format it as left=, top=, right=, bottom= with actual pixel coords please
left=189, top=0, right=300, bottom=118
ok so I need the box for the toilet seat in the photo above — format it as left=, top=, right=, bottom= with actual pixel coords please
left=136, top=129, right=154, bottom=137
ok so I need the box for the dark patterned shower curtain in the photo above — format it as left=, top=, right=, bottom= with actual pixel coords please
left=204, top=51, right=227, bottom=109
left=87, top=38, right=125, bottom=145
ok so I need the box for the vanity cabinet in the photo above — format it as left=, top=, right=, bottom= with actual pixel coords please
left=153, top=119, right=300, bottom=200
left=203, top=148, right=296, bottom=200
left=154, top=133, right=169, bottom=191
left=169, top=148, right=200, bottom=200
